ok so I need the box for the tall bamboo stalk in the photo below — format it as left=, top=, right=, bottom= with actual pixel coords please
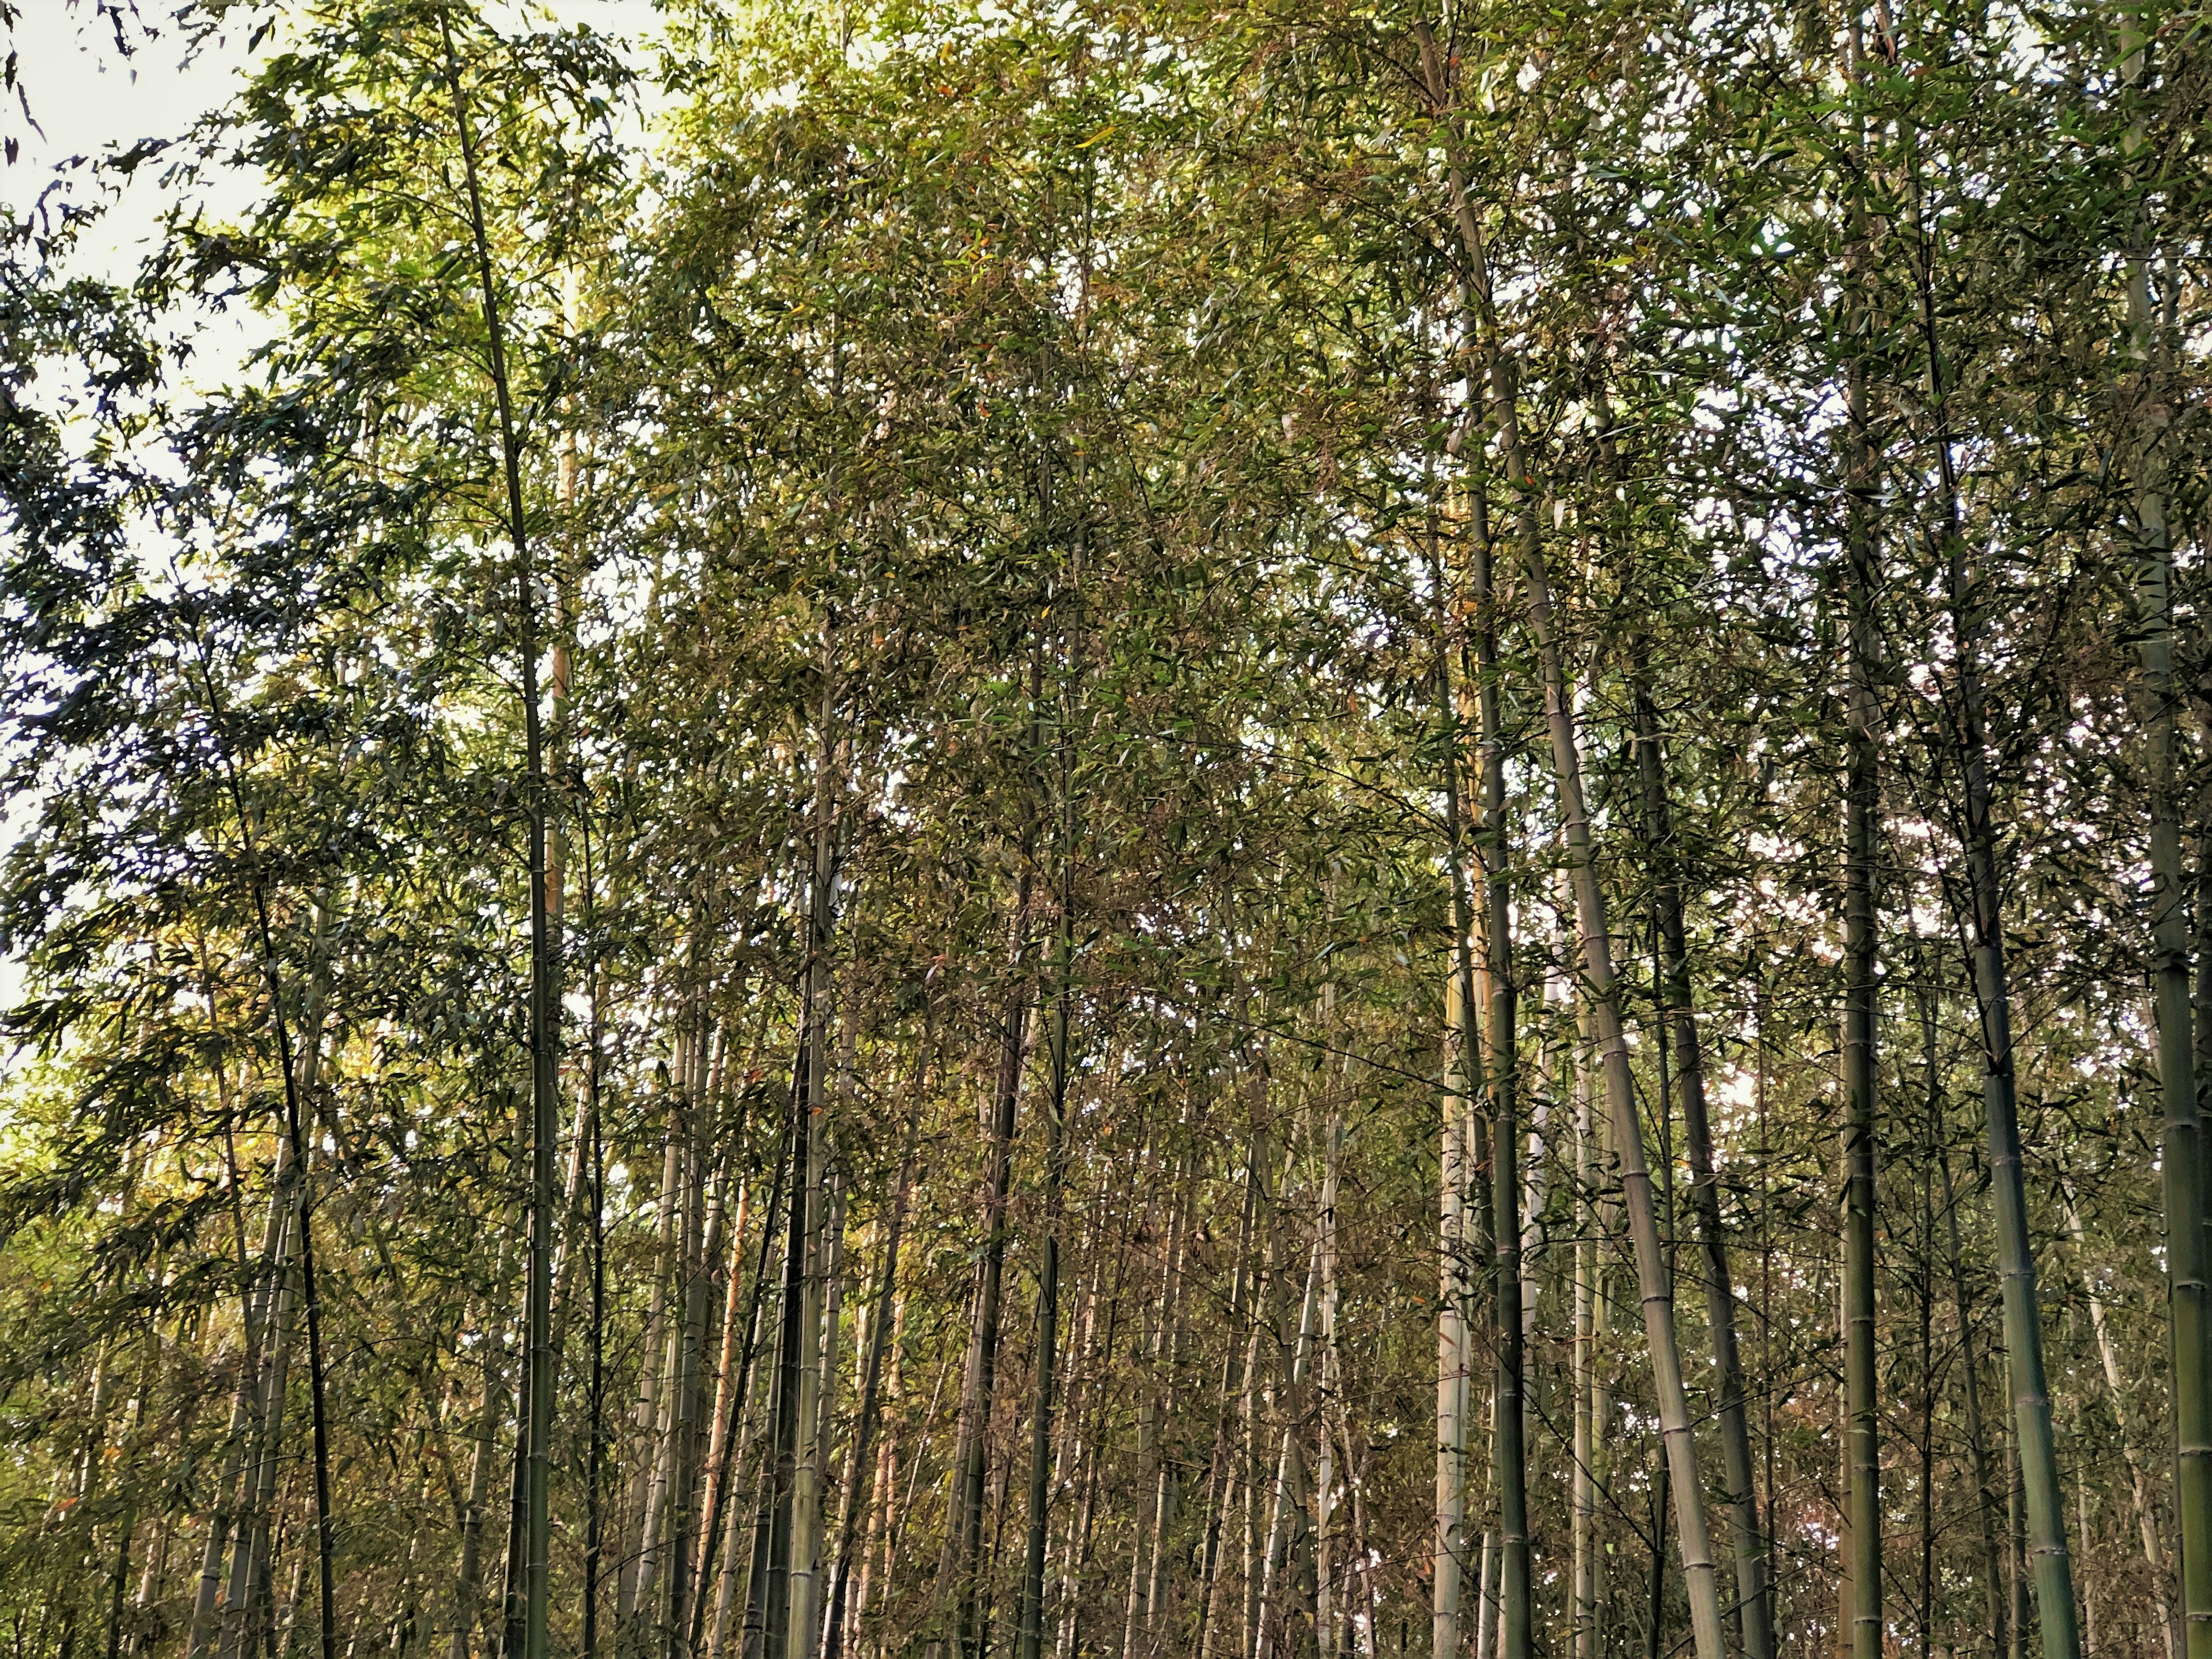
left=824, top=1031, right=929, bottom=1659
left=2121, top=139, right=2212, bottom=1659
left=1935, top=212, right=2084, bottom=1659
left=1414, top=31, right=1725, bottom=1657
left=1196, top=1142, right=1260, bottom=1659
left=759, top=1041, right=815, bottom=1659
left=1842, top=330, right=1883, bottom=1659
left=1572, top=972, right=1599, bottom=1659
left=438, top=23, right=559, bottom=1659
left=949, top=871, right=1036, bottom=1659
left=2062, top=1191, right=2177, bottom=1659
left=1934, top=1071, right=2008, bottom=1659
left=1465, top=422, right=1528, bottom=1659
left=1630, top=687, right=1775, bottom=1659
left=1315, top=1051, right=1344, bottom=1659
left=1437, top=965, right=1472, bottom=1659
left=1020, top=624, right=1080, bottom=1659
left=1430, top=522, right=1480, bottom=1659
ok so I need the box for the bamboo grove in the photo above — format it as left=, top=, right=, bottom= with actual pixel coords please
left=2, top=3, right=2209, bottom=1659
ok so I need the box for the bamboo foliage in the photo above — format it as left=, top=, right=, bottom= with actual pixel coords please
left=1, top=8, right=2209, bottom=1659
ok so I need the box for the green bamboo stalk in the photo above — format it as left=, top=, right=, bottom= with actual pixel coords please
left=1948, top=470, right=2082, bottom=1659
left=1412, top=27, right=1725, bottom=1652
left=1891, top=22, right=2077, bottom=1646
left=2125, top=222, right=2212, bottom=1659
left=1472, top=457, right=1529, bottom=1659
left=438, top=22, right=559, bottom=1659
left=1630, top=687, right=1775, bottom=1659
left=1842, top=344, right=1882, bottom=1659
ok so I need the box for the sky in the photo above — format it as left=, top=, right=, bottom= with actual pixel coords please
left=4, top=2, right=266, bottom=282
left=0, top=0, right=666, bottom=1037
left=3, top=1, right=668, bottom=286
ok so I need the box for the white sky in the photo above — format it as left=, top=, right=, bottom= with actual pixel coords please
left=2, top=0, right=666, bottom=286
left=3, top=1, right=263, bottom=281
left=0, top=1, right=665, bottom=1036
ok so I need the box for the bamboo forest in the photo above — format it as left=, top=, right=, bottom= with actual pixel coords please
left=1, top=2, right=2208, bottom=1659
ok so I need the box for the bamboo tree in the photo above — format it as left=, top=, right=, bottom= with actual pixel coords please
left=184, top=658, right=341, bottom=1659
left=1842, top=257, right=1883, bottom=1659
left=1018, top=745, right=1075, bottom=1659
left=1432, top=487, right=1483, bottom=1659
left=1838, top=25, right=1884, bottom=1654
left=2062, top=1190, right=2177, bottom=1659
left=823, top=1029, right=929, bottom=1659
left=1941, top=456, right=2082, bottom=1659
left=786, top=679, right=841, bottom=1659
left=1416, top=28, right=1726, bottom=1659
left=1469, top=444, right=1528, bottom=1659
left=948, top=863, right=1037, bottom=1659
left=1892, top=54, right=2082, bottom=1650
left=1630, top=687, right=1775, bottom=1659
left=439, top=20, right=560, bottom=1659
left=2118, top=40, right=2212, bottom=1650
left=1936, top=1067, right=2009, bottom=1659
left=757, top=1046, right=815, bottom=1659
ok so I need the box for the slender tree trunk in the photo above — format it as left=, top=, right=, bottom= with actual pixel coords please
left=691, top=1178, right=756, bottom=1635
left=1937, top=1115, right=2008, bottom=1659
left=1144, top=1154, right=1196, bottom=1657
left=2009, top=1435, right=2029, bottom=1659
left=1944, top=386, right=2084, bottom=1659
left=949, top=876, right=1036, bottom=1659
left=221, top=1196, right=298, bottom=1659
left=1414, top=32, right=1724, bottom=1656
left=759, top=1032, right=815, bottom=1659
left=2124, top=205, right=2212, bottom=1659
left=2063, top=1192, right=2177, bottom=1659
left=1842, top=381, right=1884, bottom=1659
left=188, top=1163, right=283, bottom=1659
left=1197, top=1144, right=1260, bottom=1659
left=1472, top=1531, right=1494, bottom=1659
left=633, top=1089, right=696, bottom=1639
left=854, top=1282, right=910, bottom=1659
left=622, top=1113, right=683, bottom=1631
left=1464, top=460, right=1528, bottom=1659
left=1060, top=1257, right=1114, bottom=1659
left=1020, top=885, right=1075, bottom=1659
left=585, top=927, right=609, bottom=1659
left=767, top=660, right=842, bottom=1659
left=438, top=29, right=558, bottom=1659
left=451, top=1281, right=513, bottom=1659
left=1649, top=1453, right=1671, bottom=1659
left=793, top=1158, right=847, bottom=1659
left=823, top=1035, right=929, bottom=1659
left=2078, top=1484, right=2098, bottom=1659
left=1874, top=30, right=2080, bottom=1646
left=704, top=1126, right=793, bottom=1659
left=783, top=1112, right=829, bottom=1659
left=501, top=1088, right=538, bottom=1659
left=1437, top=963, right=1472, bottom=1659
left=1919, top=1006, right=1937, bottom=1659
left=1123, top=1175, right=1187, bottom=1659
left=1571, top=1003, right=1601, bottom=1659
left=1257, top=1240, right=1321, bottom=1659
left=1517, top=459, right=1726, bottom=1659
left=1629, top=688, right=1774, bottom=1659
left=669, top=1054, right=724, bottom=1659
left=1430, top=377, right=1486, bottom=1659
left=203, top=918, right=333, bottom=1659
left=2116, top=16, right=2211, bottom=1632
left=1315, top=1055, right=1344, bottom=1659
